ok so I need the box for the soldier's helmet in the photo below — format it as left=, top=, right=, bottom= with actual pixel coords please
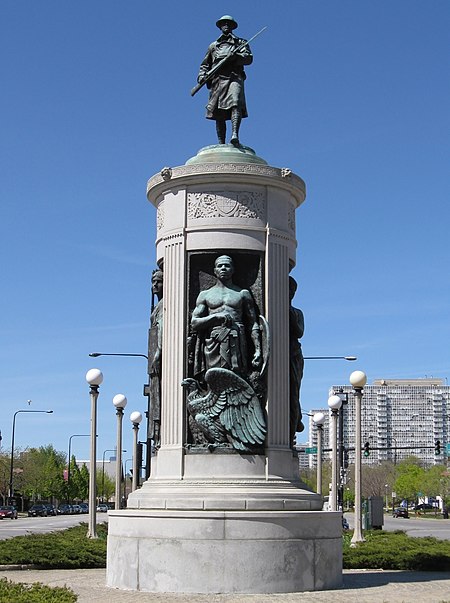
left=216, top=15, right=238, bottom=30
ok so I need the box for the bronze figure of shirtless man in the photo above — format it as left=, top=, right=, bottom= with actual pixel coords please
left=191, top=255, right=262, bottom=378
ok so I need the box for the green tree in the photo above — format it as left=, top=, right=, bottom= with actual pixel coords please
left=97, top=469, right=114, bottom=502
left=394, top=457, right=425, bottom=504
left=21, top=445, right=66, bottom=501
left=419, top=464, right=450, bottom=510
left=67, top=456, right=81, bottom=502
left=362, top=461, right=396, bottom=498
left=77, top=464, right=89, bottom=501
left=0, top=452, right=10, bottom=503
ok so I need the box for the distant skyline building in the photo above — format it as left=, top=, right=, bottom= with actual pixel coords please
left=305, top=378, right=449, bottom=468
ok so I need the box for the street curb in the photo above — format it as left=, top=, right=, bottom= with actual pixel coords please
left=0, top=564, right=41, bottom=571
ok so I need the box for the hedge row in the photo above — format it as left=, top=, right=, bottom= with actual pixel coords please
left=0, top=523, right=107, bottom=569
left=344, top=529, right=450, bottom=570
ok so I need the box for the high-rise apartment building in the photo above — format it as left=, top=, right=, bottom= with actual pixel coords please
left=306, top=378, right=449, bottom=468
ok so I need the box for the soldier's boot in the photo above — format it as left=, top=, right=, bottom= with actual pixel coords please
left=216, top=120, right=226, bottom=144
left=230, top=108, right=241, bottom=146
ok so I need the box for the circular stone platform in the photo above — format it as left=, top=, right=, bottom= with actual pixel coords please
left=185, top=144, right=268, bottom=165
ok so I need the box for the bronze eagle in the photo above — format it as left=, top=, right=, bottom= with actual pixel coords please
left=181, top=367, right=266, bottom=451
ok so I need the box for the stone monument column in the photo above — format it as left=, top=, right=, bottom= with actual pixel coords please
left=106, top=146, right=343, bottom=594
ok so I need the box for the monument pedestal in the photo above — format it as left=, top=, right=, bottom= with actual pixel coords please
left=108, top=508, right=341, bottom=593
left=106, top=146, right=343, bottom=593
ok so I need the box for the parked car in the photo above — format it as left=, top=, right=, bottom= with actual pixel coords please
left=393, top=507, right=409, bottom=518
left=97, top=503, right=108, bottom=513
left=57, top=504, right=72, bottom=515
left=0, top=506, right=18, bottom=520
left=71, top=504, right=82, bottom=514
left=44, top=504, right=57, bottom=516
left=28, top=504, right=48, bottom=517
left=342, top=516, right=349, bottom=530
left=79, top=503, right=89, bottom=514
left=414, top=503, right=434, bottom=511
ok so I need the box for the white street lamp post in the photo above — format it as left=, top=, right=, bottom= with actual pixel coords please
left=130, top=411, right=142, bottom=492
left=328, top=395, right=343, bottom=512
left=113, top=394, right=127, bottom=509
left=86, top=368, right=103, bottom=539
left=350, top=370, right=367, bottom=546
left=313, top=412, right=325, bottom=495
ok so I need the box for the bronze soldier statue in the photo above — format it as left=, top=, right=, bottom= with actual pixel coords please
left=148, top=269, right=163, bottom=449
left=196, top=16, right=253, bottom=146
left=289, top=276, right=305, bottom=447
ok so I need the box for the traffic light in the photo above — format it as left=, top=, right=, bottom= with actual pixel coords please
left=363, top=441, right=370, bottom=457
left=435, top=440, right=441, bottom=455
left=343, top=449, right=349, bottom=469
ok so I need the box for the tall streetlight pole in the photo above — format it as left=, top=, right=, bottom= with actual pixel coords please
left=304, top=356, right=357, bottom=361
left=350, top=370, right=367, bottom=546
left=9, top=409, right=53, bottom=501
left=86, top=368, right=103, bottom=539
left=312, top=412, right=325, bottom=495
left=67, top=434, right=90, bottom=504
left=130, top=411, right=142, bottom=492
left=112, top=394, right=127, bottom=510
left=333, top=388, right=349, bottom=511
left=89, top=353, right=148, bottom=360
left=328, top=395, right=343, bottom=512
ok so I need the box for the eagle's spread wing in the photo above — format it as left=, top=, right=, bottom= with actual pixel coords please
left=204, top=368, right=266, bottom=450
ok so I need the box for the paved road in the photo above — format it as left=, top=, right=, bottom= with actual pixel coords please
left=0, top=513, right=108, bottom=540
left=345, top=512, right=450, bottom=540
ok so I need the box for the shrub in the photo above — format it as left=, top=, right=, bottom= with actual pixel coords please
left=0, top=523, right=107, bottom=569
left=0, top=578, right=77, bottom=603
left=344, top=530, right=450, bottom=571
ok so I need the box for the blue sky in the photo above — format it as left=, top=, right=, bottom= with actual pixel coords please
left=1, top=1, right=449, bottom=462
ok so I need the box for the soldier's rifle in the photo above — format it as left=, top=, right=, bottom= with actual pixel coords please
left=190, top=26, right=267, bottom=97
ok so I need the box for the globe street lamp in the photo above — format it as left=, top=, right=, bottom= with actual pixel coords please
left=9, top=409, right=53, bottom=501
left=112, top=394, right=127, bottom=510
left=86, top=368, right=103, bottom=539
left=312, top=412, right=325, bottom=495
left=328, top=395, right=343, bottom=512
left=130, top=411, right=142, bottom=492
left=67, top=434, right=90, bottom=504
left=350, top=370, right=367, bottom=546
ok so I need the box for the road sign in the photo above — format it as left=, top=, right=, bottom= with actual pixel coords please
left=305, top=447, right=318, bottom=454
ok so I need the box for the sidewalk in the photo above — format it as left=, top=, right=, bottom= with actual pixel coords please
left=2, top=568, right=450, bottom=602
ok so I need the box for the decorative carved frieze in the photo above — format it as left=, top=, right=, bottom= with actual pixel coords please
left=157, top=200, right=164, bottom=231
left=187, top=191, right=266, bottom=221
left=288, top=205, right=295, bottom=232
